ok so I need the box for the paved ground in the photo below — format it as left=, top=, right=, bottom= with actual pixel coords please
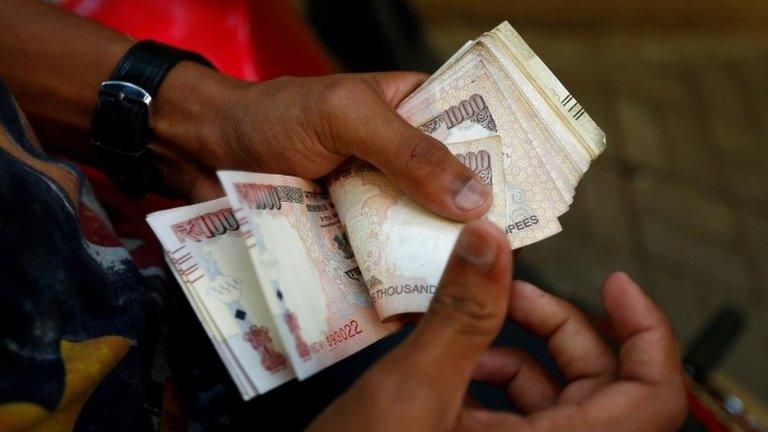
left=421, top=22, right=768, bottom=401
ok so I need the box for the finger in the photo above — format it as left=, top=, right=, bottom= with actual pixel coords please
left=508, top=280, right=618, bottom=402
left=527, top=273, right=687, bottom=432
left=336, top=74, right=492, bottom=222
left=530, top=382, right=688, bottom=432
left=601, top=272, right=683, bottom=384
left=472, top=347, right=560, bottom=413
left=392, top=221, right=512, bottom=401
left=359, top=110, right=492, bottom=221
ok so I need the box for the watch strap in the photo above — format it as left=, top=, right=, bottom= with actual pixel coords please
left=109, top=40, right=214, bottom=97
left=91, top=40, right=215, bottom=196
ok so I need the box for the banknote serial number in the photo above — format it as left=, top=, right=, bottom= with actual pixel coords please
left=325, top=320, right=363, bottom=348
left=504, top=215, right=540, bottom=235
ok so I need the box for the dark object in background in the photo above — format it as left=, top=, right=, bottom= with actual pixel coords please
left=306, top=0, right=439, bottom=72
left=684, top=306, right=746, bottom=383
left=679, top=307, right=765, bottom=432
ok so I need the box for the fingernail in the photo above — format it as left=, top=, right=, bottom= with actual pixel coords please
left=456, top=225, right=497, bottom=266
left=454, top=178, right=490, bottom=212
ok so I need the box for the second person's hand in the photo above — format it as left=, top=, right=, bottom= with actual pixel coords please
left=309, top=221, right=687, bottom=432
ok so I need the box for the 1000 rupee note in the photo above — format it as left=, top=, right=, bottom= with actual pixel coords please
left=397, top=53, right=566, bottom=240
left=328, top=136, right=507, bottom=319
left=488, top=23, right=605, bottom=157
left=218, top=171, right=401, bottom=379
left=163, top=254, right=255, bottom=398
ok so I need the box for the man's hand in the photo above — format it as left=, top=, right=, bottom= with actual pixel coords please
left=308, top=221, right=687, bottom=432
left=153, top=63, right=491, bottom=219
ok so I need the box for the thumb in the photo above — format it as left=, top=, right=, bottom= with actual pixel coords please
left=352, top=75, right=493, bottom=221
left=396, top=221, right=512, bottom=395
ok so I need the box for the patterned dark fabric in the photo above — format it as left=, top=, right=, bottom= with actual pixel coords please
left=0, top=78, right=163, bottom=431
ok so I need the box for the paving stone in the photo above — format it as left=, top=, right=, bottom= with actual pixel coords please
left=648, top=268, right=719, bottom=347
left=696, top=65, right=764, bottom=165
left=640, top=217, right=754, bottom=297
left=743, top=213, right=768, bottom=285
left=632, top=174, right=738, bottom=248
left=413, top=1, right=768, bottom=30
left=520, top=231, right=644, bottom=308
left=729, top=165, right=768, bottom=213
left=615, top=97, right=670, bottom=171
left=654, top=77, right=723, bottom=190
left=736, top=57, right=768, bottom=141
left=575, top=157, right=635, bottom=253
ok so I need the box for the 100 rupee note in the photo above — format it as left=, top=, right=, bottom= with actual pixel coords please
left=147, top=198, right=294, bottom=398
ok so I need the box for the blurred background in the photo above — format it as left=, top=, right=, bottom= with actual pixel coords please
left=53, top=0, right=768, bottom=429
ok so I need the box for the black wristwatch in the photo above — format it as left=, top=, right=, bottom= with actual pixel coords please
left=90, top=40, right=215, bottom=196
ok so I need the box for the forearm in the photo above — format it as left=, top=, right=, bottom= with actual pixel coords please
left=150, top=62, right=242, bottom=197
left=0, top=0, right=237, bottom=195
left=0, top=0, right=132, bottom=154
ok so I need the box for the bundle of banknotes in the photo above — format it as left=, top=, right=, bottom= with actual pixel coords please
left=147, top=22, right=606, bottom=400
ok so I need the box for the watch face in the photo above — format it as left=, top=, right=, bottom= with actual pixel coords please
left=92, top=94, right=149, bottom=156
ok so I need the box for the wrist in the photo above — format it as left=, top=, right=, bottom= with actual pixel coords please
left=150, top=62, right=244, bottom=193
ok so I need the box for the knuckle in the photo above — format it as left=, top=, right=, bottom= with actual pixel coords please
left=320, top=77, right=374, bottom=109
left=316, top=77, right=378, bottom=148
left=404, top=137, right=452, bottom=180
left=557, top=296, right=583, bottom=318
left=549, top=299, right=588, bottom=338
left=406, top=137, right=437, bottom=168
